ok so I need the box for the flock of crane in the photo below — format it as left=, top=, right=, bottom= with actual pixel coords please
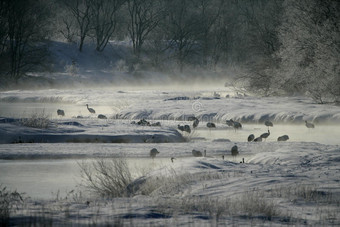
left=56, top=105, right=315, bottom=162
left=173, top=116, right=315, bottom=162
left=178, top=117, right=315, bottom=142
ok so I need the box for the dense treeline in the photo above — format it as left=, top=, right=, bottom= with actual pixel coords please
left=0, top=0, right=339, bottom=103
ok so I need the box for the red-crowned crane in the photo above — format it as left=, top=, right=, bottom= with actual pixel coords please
left=193, top=118, right=199, bottom=128
left=260, top=130, right=270, bottom=141
left=277, top=135, right=289, bottom=141
left=233, top=121, right=242, bottom=130
left=192, top=149, right=203, bottom=157
left=231, top=144, right=239, bottom=157
left=86, top=104, right=96, bottom=114
left=178, top=124, right=191, bottom=133
left=248, top=134, right=255, bottom=142
left=98, top=114, right=107, bottom=119
left=207, top=122, right=216, bottom=128
left=265, top=120, right=273, bottom=128
left=57, top=109, right=65, bottom=116
left=150, top=148, right=160, bottom=159
left=227, top=119, right=242, bottom=130
left=226, top=119, right=234, bottom=127
left=305, top=121, right=315, bottom=128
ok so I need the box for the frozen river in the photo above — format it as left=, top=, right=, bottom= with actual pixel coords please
left=1, top=89, right=339, bottom=200
left=0, top=121, right=339, bottom=199
left=0, top=120, right=339, bottom=200
left=0, top=158, right=173, bottom=200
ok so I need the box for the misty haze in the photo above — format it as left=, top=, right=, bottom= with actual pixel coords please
left=0, top=0, right=339, bottom=226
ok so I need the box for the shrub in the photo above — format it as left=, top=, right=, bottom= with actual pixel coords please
left=0, top=185, right=24, bottom=225
left=78, top=158, right=133, bottom=198
left=155, top=190, right=278, bottom=221
left=236, top=190, right=277, bottom=219
left=136, top=167, right=225, bottom=197
left=20, top=110, right=51, bottom=129
left=270, top=184, right=336, bottom=204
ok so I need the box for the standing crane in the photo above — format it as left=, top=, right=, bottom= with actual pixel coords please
left=193, top=118, right=199, bottom=128
left=260, top=130, right=270, bottom=141
left=233, top=121, right=242, bottom=130
left=86, top=104, right=96, bottom=114
left=150, top=148, right=160, bottom=159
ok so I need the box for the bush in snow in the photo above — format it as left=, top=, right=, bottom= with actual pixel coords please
left=20, top=111, right=51, bottom=129
left=135, top=167, right=225, bottom=197
left=235, top=190, right=277, bottom=219
left=270, top=183, right=337, bottom=204
left=78, top=158, right=132, bottom=198
left=0, top=185, right=24, bottom=226
left=155, top=190, right=279, bottom=221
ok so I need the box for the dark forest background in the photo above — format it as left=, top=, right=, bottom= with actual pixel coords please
left=0, top=0, right=339, bottom=103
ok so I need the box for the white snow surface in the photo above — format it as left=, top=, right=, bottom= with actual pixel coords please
left=1, top=87, right=340, bottom=226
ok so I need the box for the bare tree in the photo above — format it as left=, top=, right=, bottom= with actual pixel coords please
left=61, top=0, right=92, bottom=52
left=0, top=0, right=8, bottom=78
left=126, top=0, right=162, bottom=58
left=0, top=0, right=50, bottom=80
left=58, top=11, right=78, bottom=43
left=202, top=2, right=239, bottom=69
left=163, top=0, right=202, bottom=72
left=89, top=0, right=126, bottom=52
left=0, top=0, right=8, bottom=54
left=236, top=0, right=282, bottom=55
left=194, top=0, right=224, bottom=67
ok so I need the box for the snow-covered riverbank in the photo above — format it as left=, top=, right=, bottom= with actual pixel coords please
left=1, top=87, right=340, bottom=123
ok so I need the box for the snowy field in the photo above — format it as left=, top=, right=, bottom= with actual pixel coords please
left=0, top=87, right=340, bottom=226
